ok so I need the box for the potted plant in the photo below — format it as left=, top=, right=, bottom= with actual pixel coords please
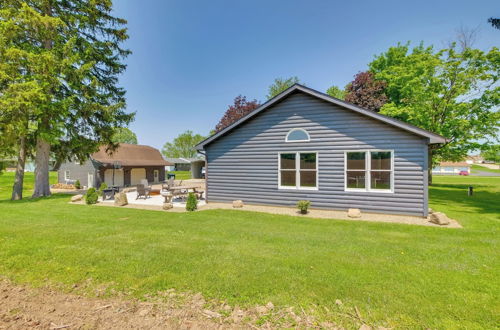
left=297, top=200, right=311, bottom=214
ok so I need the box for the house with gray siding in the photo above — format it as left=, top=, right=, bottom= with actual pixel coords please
left=58, top=144, right=171, bottom=188
left=196, top=84, right=446, bottom=217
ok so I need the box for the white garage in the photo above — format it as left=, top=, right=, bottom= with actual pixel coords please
left=130, top=168, right=146, bottom=185
left=104, top=169, right=124, bottom=187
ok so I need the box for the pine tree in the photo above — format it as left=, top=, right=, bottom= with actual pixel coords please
left=0, top=0, right=134, bottom=198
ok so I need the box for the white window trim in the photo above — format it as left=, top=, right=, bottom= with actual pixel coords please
left=344, top=150, right=394, bottom=193
left=278, top=152, right=319, bottom=190
left=64, top=170, right=70, bottom=181
left=285, top=128, right=310, bottom=142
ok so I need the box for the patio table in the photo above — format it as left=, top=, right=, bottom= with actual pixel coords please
left=102, top=187, right=119, bottom=200
left=162, top=186, right=200, bottom=203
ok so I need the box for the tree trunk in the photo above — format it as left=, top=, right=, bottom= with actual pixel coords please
left=32, top=137, right=51, bottom=198
left=32, top=3, right=53, bottom=198
left=11, top=137, right=27, bottom=200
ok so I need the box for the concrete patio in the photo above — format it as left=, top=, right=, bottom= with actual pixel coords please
left=100, top=189, right=206, bottom=208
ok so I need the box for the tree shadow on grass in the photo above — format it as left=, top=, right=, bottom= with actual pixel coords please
left=430, top=185, right=500, bottom=218
left=431, top=183, right=488, bottom=190
left=0, top=193, right=70, bottom=204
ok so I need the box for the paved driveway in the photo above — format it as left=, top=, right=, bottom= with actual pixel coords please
left=470, top=170, right=500, bottom=177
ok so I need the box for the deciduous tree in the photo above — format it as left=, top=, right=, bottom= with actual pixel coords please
left=214, top=95, right=260, bottom=133
left=369, top=43, right=500, bottom=182
left=481, top=145, right=500, bottom=163
left=326, top=85, right=346, bottom=100
left=112, top=128, right=138, bottom=144
left=266, top=77, right=301, bottom=99
left=162, top=131, right=206, bottom=159
left=344, top=71, right=387, bottom=112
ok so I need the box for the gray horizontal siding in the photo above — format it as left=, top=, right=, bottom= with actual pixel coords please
left=58, top=159, right=98, bottom=187
left=205, top=92, right=428, bottom=216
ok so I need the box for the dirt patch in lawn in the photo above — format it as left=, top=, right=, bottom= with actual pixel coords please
left=0, top=279, right=353, bottom=329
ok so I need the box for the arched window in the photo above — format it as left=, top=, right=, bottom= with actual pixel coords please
left=286, top=128, right=310, bottom=142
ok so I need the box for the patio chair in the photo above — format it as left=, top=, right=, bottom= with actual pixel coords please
left=136, top=184, right=150, bottom=199
left=140, top=179, right=151, bottom=188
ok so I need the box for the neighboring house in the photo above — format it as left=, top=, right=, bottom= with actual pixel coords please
left=196, top=84, right=446, bottom=217
left=432, top=162, right=470, bottom=175
left=58, top=144, right=172, bottom=188
left=164, top=157, right=205, bottom=179
left=466, top=155, right=484, bottom=164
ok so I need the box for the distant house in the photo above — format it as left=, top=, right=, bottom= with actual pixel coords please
left=196, top=84, right=447, bottom=217
left=466, top=155, right=484, bottom=164
left=432, top=162, right=471, bottom=175
left=164, top=157, right=205, bottom=179
left=58, top=144, right=172, bottom=188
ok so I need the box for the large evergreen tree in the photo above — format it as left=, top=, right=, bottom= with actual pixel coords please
left=0, top=0, right=134, bottom=198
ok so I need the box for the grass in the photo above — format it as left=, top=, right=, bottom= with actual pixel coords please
left=471, top=164, right=500, bottom=174
left=166, top=170, right=191, bottom=180
left=0, top=172, right=499, bottom=328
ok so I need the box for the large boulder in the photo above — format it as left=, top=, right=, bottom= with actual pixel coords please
left=347, top=208, right=361, bottom=218
left=71, top=194, right=83, bottom=202
left=163, top=202, right=173, bottom=210
left=114, top=192, right=128, bottom=206
left=429, top=212, right=450, bottom=225
left=232, top=200, right=244, bottom=208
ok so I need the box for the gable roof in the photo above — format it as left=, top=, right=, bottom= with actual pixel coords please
left=92, top=144, right=172, bottom=167
left=196, top=84, right=447, bottom=150
left=164, top=156, right=204, bottom=164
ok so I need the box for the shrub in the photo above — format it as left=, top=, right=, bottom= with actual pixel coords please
left=85, top=187, right=99, bottom=205
left=75, top=180, right=81, bottom=189
left=297, top=200, right=311, bottom=214
left=186, top=192, right=198, bottom=211
left=99, top=182, right=108, bottom=195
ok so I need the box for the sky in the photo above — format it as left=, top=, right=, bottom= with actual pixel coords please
left=112, top=0, right=499, bottom=150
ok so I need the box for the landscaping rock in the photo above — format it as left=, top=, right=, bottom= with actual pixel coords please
left=232, top=200, right=244, bottom=208
left=71, top=194, right=83, bottom=202
left=163, top=202, right=173, bottom=210
left=429, top=212, right=450, bottom=225
left=347, top=208, right=361, bottom=218
left=265, top=302, right=274, bottom=310
left=114, top=192, right=128, bottom=206
left=428, top=207, right=434, bottom=214
left=335, top=299, right=343, bottom=306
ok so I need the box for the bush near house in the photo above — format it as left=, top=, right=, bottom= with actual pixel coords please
left=98, top=182, right=108, bottom=195
left=186, top=192, right=197, bottom=211
left=296, top=200, right=311, bottom=214
left=85, top=187, right=98, bottom=205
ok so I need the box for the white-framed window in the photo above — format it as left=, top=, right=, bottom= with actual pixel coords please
left=285, top=128, right=310, bottom=142
left=344, top=150, right=393, bottom=193
left=279, top=152, right=318, bottom=190
left=64, top=170, right=70, bottom=181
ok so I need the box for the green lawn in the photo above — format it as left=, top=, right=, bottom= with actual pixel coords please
left=0, top=172, right=498, bottom=328
left=166, top=170, right=191, bottom=180
left=471, top=164, right=500, bottom=174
